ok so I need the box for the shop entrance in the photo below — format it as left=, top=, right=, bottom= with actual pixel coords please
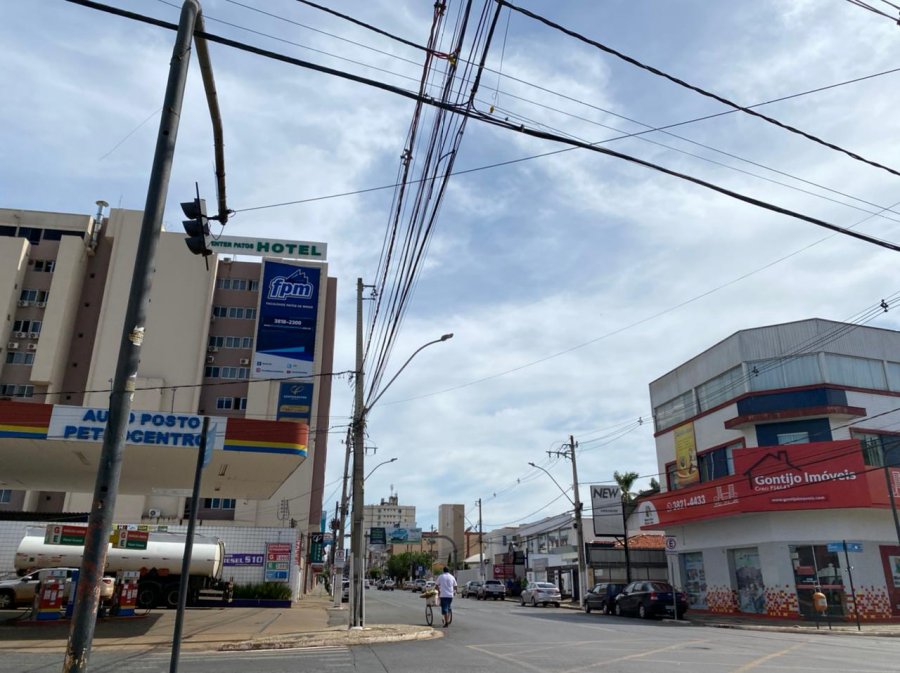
left=879, top=545, right=900, bottom=617
left=790, top=544, right=845, bottom=618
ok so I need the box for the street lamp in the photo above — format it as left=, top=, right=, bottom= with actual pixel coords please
left=349, top=325, right=453, bottom=628
left=528, top=460, right=588, bottom=609
left=365, top=457, right=398, bottom=482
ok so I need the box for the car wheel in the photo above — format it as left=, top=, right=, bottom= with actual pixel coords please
left=137, top=583, right=160, bottom=610
left=553, top=603, right=560, bottom=608
left=520, top=597, right=525, bottom=606
left=531, top=597, right=537, bottom=607
left=638, top=603, right=649, bottom=620
left=0, top=591, right=14, bottom=609
left=584, top=602, right=591, bottom=614
left=603, top=602, right=612, bottom=615
left=614, top=602, right=623, bottom=617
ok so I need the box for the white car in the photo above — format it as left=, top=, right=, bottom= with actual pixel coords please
left=520, top=581, right=561, bottom=608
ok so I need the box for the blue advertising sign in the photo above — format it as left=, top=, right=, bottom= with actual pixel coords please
left=252, top=261, right=321, bottom=379
left=827, top=541, right=863, bottom=553
left=224, top=553, right=265, bottom=566
left=277, top=382, right=314, bottom=422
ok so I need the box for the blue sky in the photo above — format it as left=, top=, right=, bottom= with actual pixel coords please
left=3, top=0, right=900, bottom=533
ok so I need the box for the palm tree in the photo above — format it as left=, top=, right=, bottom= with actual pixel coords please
left=613, top=470, right=640, bottom=502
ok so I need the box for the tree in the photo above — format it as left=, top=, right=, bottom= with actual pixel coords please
left=613, top=470, right=640, bottom=502
left=385, top=551, right=433, bottom=583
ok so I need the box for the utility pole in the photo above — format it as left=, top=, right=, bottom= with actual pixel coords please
left=567, top=435, right=588, bottom=609
left=477, top=498, right=484, bottom=581
left=63, top=3, right=206, bottom=670
left=349, top=278, right=366, bottom=628
left=334, top=428, right=351, bottom=609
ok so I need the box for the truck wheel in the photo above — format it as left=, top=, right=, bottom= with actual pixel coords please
left=165, top=585, right=181, bottom=609
left=0, top=590, right=14, bottom=609
left=137, top=584, right=160, bottom=610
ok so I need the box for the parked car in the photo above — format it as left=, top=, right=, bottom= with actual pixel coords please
left=461, top=580, right=482, bottom=598
left=0, top=568, right=115, bottom=609
left=520, top=581, right=561, bottom=607
left=477, top=579, right=507, bottom=600
left=584, top=582, right=626, bottom=615
left=381, top=579, right=395, bottom=591
left=341, top=579, right=350, bottom=602
left=412, top=578, right=427, bottom=592
left=424, top=581, right=436, bottom=592
left=614, top=581, right=688, bottom=619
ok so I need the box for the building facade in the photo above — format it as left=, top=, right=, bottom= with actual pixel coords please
left=437, top=503, right=464, bottom=567
left=0, top=206, right=336, bottom=591
left=640, top=319, right=900, bottom=621
left=363, top=493, right=416, bottom=532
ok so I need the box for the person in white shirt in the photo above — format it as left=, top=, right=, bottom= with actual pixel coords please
left=435, top=567, right=457, bottom=627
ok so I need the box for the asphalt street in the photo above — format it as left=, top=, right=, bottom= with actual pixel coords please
left=5, top=589, right=900, bottom=672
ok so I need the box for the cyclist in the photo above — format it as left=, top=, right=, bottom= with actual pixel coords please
left=435, top=566, right=457, bottom=627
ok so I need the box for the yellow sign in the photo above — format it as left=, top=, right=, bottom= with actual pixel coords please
left=674, top=422, right=699, bottom=487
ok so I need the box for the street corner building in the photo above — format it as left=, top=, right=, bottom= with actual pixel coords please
left=0, top=205, right=337, bottom=596
left=638, top=318, right=900, bottom=622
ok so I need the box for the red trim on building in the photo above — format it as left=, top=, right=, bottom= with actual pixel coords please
left=724, top=405, right=866, bottom=429
left=0, top=400, right=52, bottom=427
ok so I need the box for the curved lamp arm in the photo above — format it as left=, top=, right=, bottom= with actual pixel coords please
left=365, top=457, right=398, bottom=482
left=365, top=333, right=453, bottom=412
left=528, top=462, right=575, bottom=507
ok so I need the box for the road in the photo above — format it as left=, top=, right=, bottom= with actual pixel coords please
left=4, top=588, right=900, bottom=672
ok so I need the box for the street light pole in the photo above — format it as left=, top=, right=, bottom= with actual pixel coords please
left=365, top=457, right=398, bottom=482
left=348, top=295, right=452, bottom=628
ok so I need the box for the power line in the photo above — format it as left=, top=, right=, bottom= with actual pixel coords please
left=845, top=0, right=899, bottom=20
left=500, top=0, right=900, bottom=180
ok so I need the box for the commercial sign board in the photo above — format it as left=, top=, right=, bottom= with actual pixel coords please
left=639, top=440, right=874, bottom=529
left=333, top=549, right=346, bottom=568
left=209, top=235, right=326, bottom=260
left=828, top=541, right=863, bottom=553
left=45, top=524, right=87, bottom=546
left=276, top=382, right=314, bottom=423
left=387, top=527, right=422, bottom=544
left=265, top=542, right=292, bottom=582
left=493, top=564, right=515, bottom=579
left=369, top=527, right=386, bottom=548
left=224, top=553, right=265, bottom=566
left=113, top=528, right=149, bottom=550
left=673, top=422, right=700, bottom=488
left=252, top=260, right=321, bottom=380
left=47, top=406, right=227, bottom=451
left=590, top=484, right=625, bottom=537
left=308, top=532, right=324, bottom=564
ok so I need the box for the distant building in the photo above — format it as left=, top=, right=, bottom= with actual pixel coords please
left=437, top=503, right=465, bottom=567
left=641, top=318, right=900, bottom=621
left=363, top=493, right=416, bottom=532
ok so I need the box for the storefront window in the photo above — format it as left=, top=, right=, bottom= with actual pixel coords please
left=730, top=547, right=766, bottom=614
left=790, top=544, right=845, bottom=618
left=680, top=552, right=707, bottom=609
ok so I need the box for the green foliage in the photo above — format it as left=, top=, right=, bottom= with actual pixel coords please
left=614, top=470, right=640, bottom=502
left=385, top=550, right=433, bottom=582
left=231, top=582, right=293, bottom=600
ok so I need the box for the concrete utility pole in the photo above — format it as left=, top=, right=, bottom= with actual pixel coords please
left=63, top=3, right=202, bottom=670
left=478, top=498, right=484, bottom=581
left=350, top=278, right=366, bottom=628
left=334, top=428, right=352, bottom=609
left=567, top=435, right=588, bottom=609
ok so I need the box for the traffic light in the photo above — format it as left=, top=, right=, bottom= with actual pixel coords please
left=181, top=197, right=211, bottom=256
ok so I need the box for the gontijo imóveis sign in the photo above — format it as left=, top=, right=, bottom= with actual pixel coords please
left=47, top=405, right=227, bottom=450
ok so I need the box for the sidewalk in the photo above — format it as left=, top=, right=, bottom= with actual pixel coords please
left=554, top=599, right=900, bottom=636
left=0, top=594, right=437, bottom=653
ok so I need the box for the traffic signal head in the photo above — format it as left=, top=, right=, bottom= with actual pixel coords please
left=181, top=197, right=211, bottom=256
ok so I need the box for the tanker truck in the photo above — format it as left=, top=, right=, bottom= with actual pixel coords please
left=14, top=527, right=231, bottom=609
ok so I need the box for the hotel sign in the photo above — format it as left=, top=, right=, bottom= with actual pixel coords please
left=210, top=235, right=326, bottom=261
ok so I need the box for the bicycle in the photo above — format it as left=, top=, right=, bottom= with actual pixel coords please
left=422, top=590, right=452, bottom=626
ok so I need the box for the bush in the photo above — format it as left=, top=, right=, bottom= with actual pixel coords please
left=231, top=582, right=293, bottom=600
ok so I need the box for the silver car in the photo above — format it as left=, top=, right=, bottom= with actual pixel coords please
left=520, top=581, right=561, bottom=608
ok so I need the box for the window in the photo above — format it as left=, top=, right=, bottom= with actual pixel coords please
left=217, top=278, right=248, bottom=291
left=219, top=367, right=249, bottom=379
left=203, top=498, right=236, bottom=509
left=245, top=308, right=257, bottom=320
left=212, top=306, right=228, bottom=318
left=248, top=280, right=259, bottom=292
left=242, top=337, right=253, bottom=349
left=5, top=353, right=34, bottom=365
left=697, top=441, right=738, bottom=482
left=748, top=354, right=820, bottom=392
left=697, top=366, right=744, bottom=412
left=852, top=430, right=900, bottom=467
left=19, top=227, right=42, bottom=244
left=208, top=335, right=224, bottom=348
left=824, top=353, right=887, bottom=391
left=215, top=397, right=246, bottom=410
left=776, top=431, right=809, bottom=445
left=654, top=390, right=696, bottom=432
left=204, top=366, right=220, bottom=378
left=0, top=489, right=11, bottom=504
left=19, top=289, right=48, bottom=303
left=1, top=384, right=34, bottom=398
left=12, top=320, right=40, bottom=333
left=228, top=307, right=244, bottom=319
left=33, top=260, right=55, bottom=273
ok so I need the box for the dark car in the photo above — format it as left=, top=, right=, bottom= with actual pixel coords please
left=614, top=580, right=688, bottom=619
left=583, top=582, right=625, bottom=615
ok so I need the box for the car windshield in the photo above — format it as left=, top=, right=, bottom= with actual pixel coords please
left=534, top=583, right=557, bottom=589
left=646, top=582, right=673, bottom=591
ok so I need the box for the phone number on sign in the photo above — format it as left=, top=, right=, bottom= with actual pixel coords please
left=666, top=494, right=706, bottom=511
left=272, top=318, right=304, bottom=327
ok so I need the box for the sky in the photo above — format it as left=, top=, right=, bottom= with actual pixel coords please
left=3, top=0, right=900, bottom=534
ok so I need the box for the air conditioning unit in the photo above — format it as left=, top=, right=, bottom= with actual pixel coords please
left=14, top=332, right=26, bottom=339
left=28, top=332, right=39, bottom=339
left=17, top=300, right=29, bottom=308
left=7, top=342, right=19, bottom=350
left=35, top=302, right=46, bottom=308
left=239, top=358, right=250, bottom=365
left=147, top=508, right=162, bottom=518
left=208, top=346, right=218, bottom=353
left=26, top=344, right=37, bottom=351
left=206, top=355, right=215, bottom=364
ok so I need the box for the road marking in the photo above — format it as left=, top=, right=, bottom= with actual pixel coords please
left=560, top=639, right=710, bottom=673
left=467, top=643, right=560, bottom=673
left=730, top=642, right=805, bottom=673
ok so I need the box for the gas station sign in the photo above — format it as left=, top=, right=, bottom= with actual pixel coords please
left=265, top=542, right=291, bottom=582
left=44, top=524, right=87, bottom=546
